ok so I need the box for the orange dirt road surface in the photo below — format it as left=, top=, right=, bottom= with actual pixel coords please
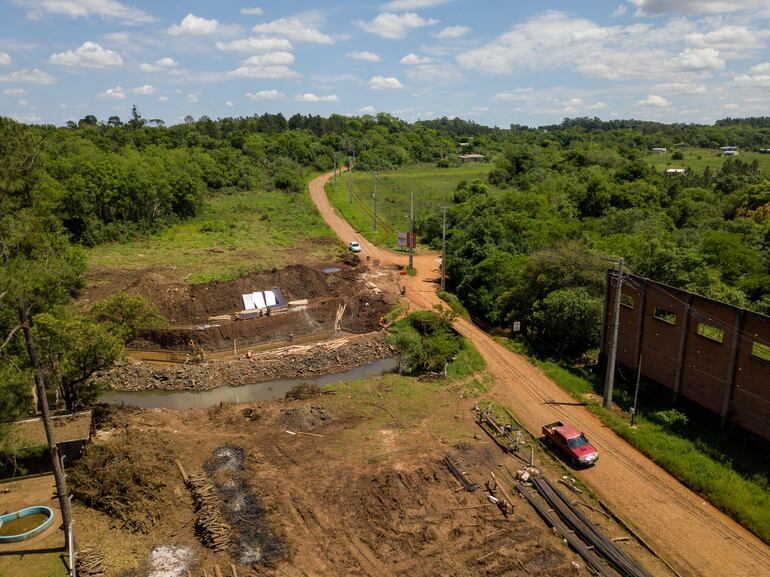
left=309, top=169, right=770, bottom=577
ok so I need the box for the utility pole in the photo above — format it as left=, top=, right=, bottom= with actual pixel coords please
left=347, top=168, right=352, bottom=206
left=18, top=306, right=74, bottom=551
left=603, top=257, right=624, bottom=408
left=441, top=206, right=447, bottom=290
left=333, top=152, right=337, bottom=186
left=409, top=191, right=414, bottom=270
left=631, top=355, right=642, bottom=426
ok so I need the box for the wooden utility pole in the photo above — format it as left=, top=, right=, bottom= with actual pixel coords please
left=441, top=206, right=447, bottom=290
left=603, top=257, right=624, bottom=408
left=18, top=306, right=74, bottom=551
left=372, top=172, right=377, bottom=233
left=333, top=153, right=337, bottom=186
left=408, top=191, right=414, bottom=270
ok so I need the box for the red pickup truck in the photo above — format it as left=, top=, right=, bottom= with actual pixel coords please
left=542, top=421, right=599, bottom=467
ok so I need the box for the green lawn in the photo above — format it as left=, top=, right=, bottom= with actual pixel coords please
left=644, top=147, right=770, bottom=173
left=88, top=183, right=340, bottom=283
left=496, top=337, right=770, bottom=545
left=327, top=164, right=495, bottom=248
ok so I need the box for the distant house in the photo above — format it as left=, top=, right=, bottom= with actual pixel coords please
left=651, top=147, right=667, bottom=154
left=759, top=149, right=770, bottom=154
left=458, top=142, right=470, bottom=147
left=719, top=146, right=739, bottom=156
left=665, top=168, right=687, bottom=176
left=458, top=153, right=486, bottom=163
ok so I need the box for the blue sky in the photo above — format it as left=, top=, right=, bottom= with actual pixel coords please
left=1, top=0, right=769, bottom=126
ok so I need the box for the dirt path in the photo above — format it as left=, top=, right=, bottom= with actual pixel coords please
left=309, top=170, right=770, bottom=577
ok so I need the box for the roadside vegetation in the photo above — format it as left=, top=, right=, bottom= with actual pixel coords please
left=498, top=337, right=770, bottom=544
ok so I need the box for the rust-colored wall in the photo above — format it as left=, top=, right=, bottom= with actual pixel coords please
left=602, top=272, right=770, bottom=441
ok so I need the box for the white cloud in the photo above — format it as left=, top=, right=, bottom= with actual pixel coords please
left=216, top=37, right=293, bottom=53
left=187, top=93, right=199, bottom=103
left=295, top=93, right=338, bottom=102
left=0, top=53, right=11, bottom=67
left=139, top=57, right=181, bottom=73
left=20, top=0, right=154, bottom=23
left=358, top=105, right=377, bottom=114
left=16, top=98, right=30, bottom=107
left=132, top=84, right=154, bottom=95
left=240, top=6, right=264, bottom=15
left=225, top=100, right=234, bottom=107
left=155, top=57, right=177, bottom=67
left=367, top=75, right=404, bottom=89
left=99, top=86, right=126, bottom=99
left=437, top=25, right=470, bottom=39
left=637, top=94, right=671, bottom=107
left=611, top=5, right=628, bottom=17
left=229, top=64, right=298, bottom=79
left=674, top=47, right=725, bottom=70
left=0, top=68, right=55, bottom=84
left=723, top=103, right=739, bottom=109
left=347, top=51, right=381, bottom=62
left=630, top=0, right=766, bottom=15
left=3, top=87, right=27, bottom=95
left=494, top=89, right=535, bottom=102
left=381, top=0, right=449, bottom=8
left=241, top=52, right=295, bottom=66
left=400, top=53, right=432, bottom=65
left=357, top=12, right=439, bottom=39
left=456, top=11, right=735, bottom=81
left=586, top=101, right=608, bottom=110
left=168, top=14, right=220, bottom=36
left=50, top=41, right=123, bottom=68
left=245, top=89, right=285, bottom=100
left=252, top=14, right=334, bottom=44
left=653, top=81, right=706, bottom=93
left=734, top=61, right=770, bottom=87
left=157, top=95, right=168, bottom=102
left=685, top=26, right=766, bottom=53
left=11, top=113, right=42, bottom=123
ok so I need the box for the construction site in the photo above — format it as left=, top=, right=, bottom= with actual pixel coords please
left=1, top=170, right=768, bottom=577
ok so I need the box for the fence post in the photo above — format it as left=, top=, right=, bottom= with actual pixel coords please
left=673, top=294, right=693, bottom=402
left=721, top=309, right=745, bottom=428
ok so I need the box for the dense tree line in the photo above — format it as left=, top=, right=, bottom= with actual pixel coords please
left=419, top=129, right=770, bottom=358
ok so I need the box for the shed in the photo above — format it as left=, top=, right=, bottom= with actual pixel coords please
left=651, top=147, right=667, bottom=154
left=458, top=153, right=486, bottom=163
left=665, top=168, right=687, bottom=175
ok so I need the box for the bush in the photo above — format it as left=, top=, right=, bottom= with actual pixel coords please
left=91, top=292, right=167, bottom=343
left=530, top=287, right=602, bottom=359
left=388, top=308, right=461, bottom=374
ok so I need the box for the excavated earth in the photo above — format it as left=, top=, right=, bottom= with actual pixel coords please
left=101, top=333, right=395, bottom=392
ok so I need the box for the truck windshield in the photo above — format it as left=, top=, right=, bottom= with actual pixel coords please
left=567, top=434, right=589, bottom=449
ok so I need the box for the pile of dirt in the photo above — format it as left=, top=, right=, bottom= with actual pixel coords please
left=69, top=432, right=177, bottom=533
left=284, top=383, right=323, bottom=400
left=204, top=445, right=286, bottom=567
left=125, top=264, right=366, bottom=324
left=104, top=333, right=395, bottom=391
left=278, top=406, right=332, bottom=432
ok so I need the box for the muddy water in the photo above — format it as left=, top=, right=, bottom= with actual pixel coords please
left=0, top=514, right=49, bottom=537
left=100, top=357, right=399, bottom=409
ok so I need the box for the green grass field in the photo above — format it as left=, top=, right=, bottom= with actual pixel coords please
left=88, top=181, right=340, bottom=283
left=326, top=164, right=495, bottom=248
left=643, top=147, right=770, bottom=173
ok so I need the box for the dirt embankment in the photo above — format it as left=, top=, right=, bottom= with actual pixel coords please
left=102, top=333, right=395, bottom=391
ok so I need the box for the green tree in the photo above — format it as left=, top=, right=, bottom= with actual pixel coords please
left=33, top=307, right=123, bottom=411
left=90, top=292, right=166, bottom=343
left=530, top=287, right=602, bottom=358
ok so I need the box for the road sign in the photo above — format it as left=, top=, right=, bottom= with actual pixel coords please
left=513, top=321, right=521, bottom=332
left=397, top=232, right=407, bottom=248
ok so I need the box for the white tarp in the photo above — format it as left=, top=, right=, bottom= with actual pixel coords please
left=253, top=291, right=267, bottom=310
left=264, top=290, right=277, bottom=307
left=242, top=293, right=255, bottom=310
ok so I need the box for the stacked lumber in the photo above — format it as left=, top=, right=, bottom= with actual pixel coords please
left=76, top=547, right=105, bottom=577
left=186, top=472, right=231, bottom=552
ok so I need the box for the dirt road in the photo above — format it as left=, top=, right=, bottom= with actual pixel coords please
left=309, top=170, right=770, bottom=577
